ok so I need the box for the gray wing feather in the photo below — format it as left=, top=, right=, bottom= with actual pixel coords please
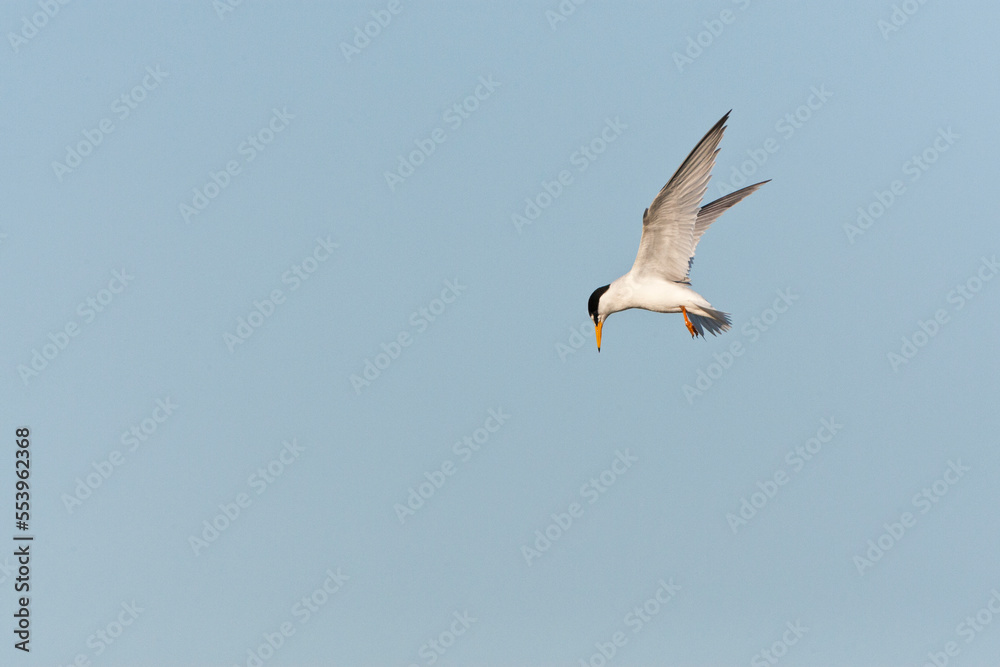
left=685, top=179, right=770, bottom=274
left=631, top=112, right=731, bottom=283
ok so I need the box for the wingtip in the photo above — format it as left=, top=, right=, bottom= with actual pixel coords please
left=702, top=111, right=730, bottom=140
left=713, top=110, right=732, bottom=134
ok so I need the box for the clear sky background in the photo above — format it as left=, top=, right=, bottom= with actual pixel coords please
left=2, top=1, right=999, bottom=665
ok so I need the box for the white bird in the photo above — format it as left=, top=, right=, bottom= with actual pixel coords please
left=588, top=111, right=768, bottom=351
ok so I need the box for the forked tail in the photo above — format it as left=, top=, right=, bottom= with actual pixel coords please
left=688, top=306, right=731, bottom=337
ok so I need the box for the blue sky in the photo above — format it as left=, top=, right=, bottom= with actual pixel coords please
left=3, top=1, right=999, bottom=665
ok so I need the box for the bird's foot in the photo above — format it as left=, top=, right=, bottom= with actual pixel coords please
left=681, top=306, right=698, bottom=338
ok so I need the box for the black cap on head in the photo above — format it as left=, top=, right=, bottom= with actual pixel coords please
left=588, top=284, right=610, bottom=323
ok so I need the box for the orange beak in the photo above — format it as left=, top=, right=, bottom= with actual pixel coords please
left=595, top=319, right=603, bottom=352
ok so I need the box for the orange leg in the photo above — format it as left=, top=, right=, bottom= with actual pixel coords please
left=681, top=306, right=698, bottom=338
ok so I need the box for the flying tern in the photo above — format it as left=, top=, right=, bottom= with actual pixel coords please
left=588, top=111, right=768, bottom=351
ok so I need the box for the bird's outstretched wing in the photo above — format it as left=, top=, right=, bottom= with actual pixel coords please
left=630, top=112, right=730, bottom=283
left=684, top=179, right=769, bottom=276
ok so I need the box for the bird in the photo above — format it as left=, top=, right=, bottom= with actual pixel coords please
left=588, top=111, right=768, bottom=351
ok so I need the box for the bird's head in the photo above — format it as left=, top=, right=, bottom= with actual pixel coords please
left=588, top=284, right=611, bottom=351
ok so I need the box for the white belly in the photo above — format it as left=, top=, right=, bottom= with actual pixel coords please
left=617, top=274, right=709, bottom=313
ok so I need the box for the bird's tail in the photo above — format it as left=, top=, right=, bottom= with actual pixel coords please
left=688, top=306, right=731, bottom=337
